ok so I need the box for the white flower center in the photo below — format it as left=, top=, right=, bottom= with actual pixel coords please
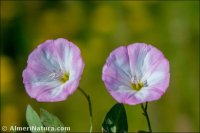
left=48, top=72, right=59, bottom=79
left=48, top=71, right=69, bottom=83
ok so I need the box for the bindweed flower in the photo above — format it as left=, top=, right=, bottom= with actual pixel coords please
left=102, top=43, right=170, bottom=105
left=23, top=38, right=84, bottom=102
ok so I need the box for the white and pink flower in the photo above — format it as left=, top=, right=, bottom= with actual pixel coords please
left=102, top=43, right=170, bottom=105
left=23, top=38, right=84, bottom=102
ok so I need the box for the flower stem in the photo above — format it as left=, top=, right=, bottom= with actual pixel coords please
left=140, top=102, right=152, bottom=133
left=78, top=87, right=93, bottom=133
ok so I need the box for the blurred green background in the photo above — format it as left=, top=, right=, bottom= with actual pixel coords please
left=1, top=1, right=199, bottom=132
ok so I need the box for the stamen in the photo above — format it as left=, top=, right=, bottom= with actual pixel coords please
left=48, top=71, right=69, bottom=83
left=131, top=75, right=147, bottom=91
left=48, top=72, right=59, bottom=80
left=132, top=81, right=143, bottom=91
left=60, top=73, right=69, bottom=83
left=143, top=80, right=148, bottom=87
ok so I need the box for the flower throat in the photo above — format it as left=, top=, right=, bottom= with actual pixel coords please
left=60, top=73, right=69, bottom=83
left=131, top=76, right=148, bottom=91
left=132, top=81, right=143, bottom=91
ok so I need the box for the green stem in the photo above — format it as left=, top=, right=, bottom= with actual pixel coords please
left=140, top=102, right=152, bottom=133
left=78, top=87, right=93, bottom=133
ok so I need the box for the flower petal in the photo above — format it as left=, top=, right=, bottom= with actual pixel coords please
left=141, top=45, right=170, bottom=93
left=102, top=46, right=134, bottom=103
left=136, top=86, right=166, bottom=102
left=127, top=43, right=151, bottom=79
left=53, top=39, right=84, bottom=82
left=102, top=46, right=132, bottom=84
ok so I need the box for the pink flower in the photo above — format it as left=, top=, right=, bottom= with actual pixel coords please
left=102, top=43, right=170, bottom=105
left=23, top=38, right=84, bottom=102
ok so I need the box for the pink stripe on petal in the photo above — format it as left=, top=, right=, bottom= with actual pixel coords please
left=137, top=87, right=165, bottom=102
left=53, top=38, right=84, bottom=80
left=102, top=46, right=132, bottom=83
left=127, top=43, right=150, bottom=79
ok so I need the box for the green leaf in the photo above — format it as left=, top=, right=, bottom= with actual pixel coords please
left=26, top=105, right=44, bottom=133
left=102, top=103, right=128, bottom=133
left=40, top=108, right=66, bottom=133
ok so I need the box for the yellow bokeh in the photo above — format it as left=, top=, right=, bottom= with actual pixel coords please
left=124, top=2, right=153, bottom=33
left=0, top=1, right=16, bottom=21
left=86, top=37, right=106, bottom=66
left=0, top=56, right=16, bottom=93
left=1, top=105, right=21, bottom=129
left=91, top=5, right=117, bottom=34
